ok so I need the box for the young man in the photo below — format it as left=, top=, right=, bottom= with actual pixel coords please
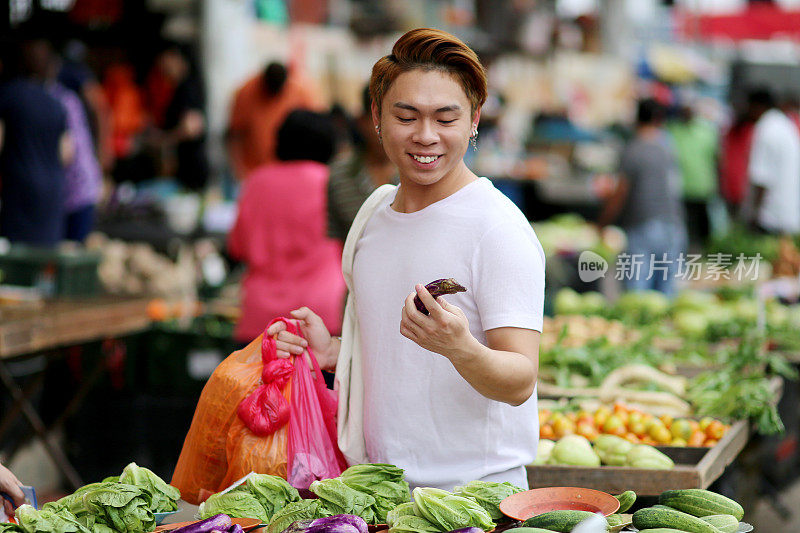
left=268, top=28, right=544, bottom=490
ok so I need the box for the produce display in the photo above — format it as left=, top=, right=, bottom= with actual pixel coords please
left=532, top=434, right=675, bottom=469
left=538, top=404, right=729, bottom=447
left=3, top=463, right=180, bottom=533
left=533, top=214, right=625, bottom=261
left=198, top=473, right=300, bottom=523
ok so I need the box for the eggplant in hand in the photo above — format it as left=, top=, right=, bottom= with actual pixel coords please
left=413, top=278, right=467, bottom=315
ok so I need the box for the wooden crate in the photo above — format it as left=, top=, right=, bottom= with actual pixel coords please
left=527, top=420, right=749, bottom=496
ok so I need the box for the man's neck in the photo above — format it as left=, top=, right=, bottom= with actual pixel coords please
left=392, top=162, right=477, bottom=213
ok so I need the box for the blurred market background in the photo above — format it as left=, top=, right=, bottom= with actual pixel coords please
left=2, top=0, right=800, bottom=530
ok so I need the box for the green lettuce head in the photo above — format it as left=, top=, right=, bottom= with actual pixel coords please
left=198, top=491, right=269, bottom=523
left=453, top=481, right=523, bottom=520
left=267, top=499, right=327, bottom=533
left=232, top=473, right=300, bottom=521
left=15, top=504, right=91, bottom=533
left=310, top=478, right=376, bottom=523
left=412, top=487, right=495, bottom=532
left=80, top=482, right=155, bottom=532
left=118, top=462, right=181, bottom=512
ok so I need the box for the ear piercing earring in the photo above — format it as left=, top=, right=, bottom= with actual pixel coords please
left=470, top=127, right=478, bottom=151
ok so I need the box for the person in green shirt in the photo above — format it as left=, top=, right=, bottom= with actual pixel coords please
left=667, top=105, right=718, bottom=250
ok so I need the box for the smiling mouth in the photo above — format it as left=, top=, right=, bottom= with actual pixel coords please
left=411, top=154, right=441, bottom=163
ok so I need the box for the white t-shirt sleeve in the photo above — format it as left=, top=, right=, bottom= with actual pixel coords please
left=471, top=220, right=545, bottom=332
left=749, top=120, right=775, bottom=187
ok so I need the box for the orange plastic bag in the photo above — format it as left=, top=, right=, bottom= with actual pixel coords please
left=171, top=331, right=290, bottom=504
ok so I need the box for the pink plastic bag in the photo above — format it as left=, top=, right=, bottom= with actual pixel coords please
left=236, top=321, right=295, bottom=436
left=286, top=323, right=348, bottom=489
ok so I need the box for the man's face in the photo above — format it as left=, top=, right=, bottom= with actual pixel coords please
left=373, top=69, right=477, bottom=187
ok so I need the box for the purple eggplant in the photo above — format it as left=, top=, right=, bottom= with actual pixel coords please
left=445, top=528, right=484, bottom=533
left=228, top=526, right=244, bottom=533
left=413, top=278, right=467, bottom=315
left=173, top=514, right=233, bottom=533
left=309, top=515, right=368, bottom=533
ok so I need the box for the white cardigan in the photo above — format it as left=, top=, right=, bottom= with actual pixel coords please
left=335, top=184, right=397, bottom=465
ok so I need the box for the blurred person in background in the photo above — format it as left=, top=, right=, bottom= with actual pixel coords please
left=598, top=98, right=686, bottom=295
left=719, top=105, right=754, bottom=217
left=779, top=91, right=800, bottom=134
left=327, top=85, right=397, bottom=243
left=29, top=38, right=102, bottom=242
left=57, top=39, right=114, bottom=173
left=746, top=88, right=800, bottom=235
left=0, top=37, right=73, bottom=247
left=228, top=110, right=345, bottom=344
left=666, top=104, right=718, bottom=250
left=0, top=461, right=24, bottom=516
left=149, top=42, right=208, bottom=191
left=227, top=61, right=321, bottom=181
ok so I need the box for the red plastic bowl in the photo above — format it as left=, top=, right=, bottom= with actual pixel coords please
left=499, top=487, right=620, bottom=520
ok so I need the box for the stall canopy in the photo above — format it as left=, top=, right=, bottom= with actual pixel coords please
left=678, top=4, right=800, bottom=41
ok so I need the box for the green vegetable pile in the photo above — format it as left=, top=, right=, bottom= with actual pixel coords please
left=9, top=463, right=180, bottom=533
left=386, top=487, right=498, bottom=533
left=452, top=481, right=523, bottom=521
left=199, top=473, right=301, bottom=523
left=310, top=463, right=411, bottom=524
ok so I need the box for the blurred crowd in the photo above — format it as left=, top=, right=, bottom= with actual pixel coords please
left=1, top=31, right=799, bottom=331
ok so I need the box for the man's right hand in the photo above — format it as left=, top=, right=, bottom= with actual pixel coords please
left=0, top=462, right=24, bottom=515
left=266, top=307, right=339, bottom=370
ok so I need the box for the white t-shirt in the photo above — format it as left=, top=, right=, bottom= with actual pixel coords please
left=749, top=109, right=800, bottom=234
left=351, top=177, right=545, bottom=490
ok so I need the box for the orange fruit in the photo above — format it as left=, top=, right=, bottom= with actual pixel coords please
left=539, top=409, right=552, bottom=421
left=641, top=436, right=657, bottom=446
left=671, top=419, right=693, bottom=441
left=659, top=414, right=674, bottom=427
left=567, top=412, right=579, bottom=423
left=577, top=422, right=599, bottom=441
left=671, top=437, right=687, bottom=447
left=688, top=430, right=706, bottom=447
left=603, top=415, right=626, bottom=436
left=624, top=432, right=641, bottom=444
left=704, top=439, right=718, bottom=447
left=594, top=406, right=612, bottom=427
left=540, top=424, right=555, bottom=440
left=629, top=420, right=647, bottom=437
left=650, top=424, right=673, bottom=444
left=699, top=417, right=715, bottom=431
left=706, top=420, right=726, bottom=440
left=553, top=417, right=576, bottom=438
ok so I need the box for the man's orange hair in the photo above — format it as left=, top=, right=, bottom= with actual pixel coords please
left=369, top=28, right=487, bottom=117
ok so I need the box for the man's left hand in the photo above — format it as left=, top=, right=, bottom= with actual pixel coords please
left=400, top=283, right=479, bottom=361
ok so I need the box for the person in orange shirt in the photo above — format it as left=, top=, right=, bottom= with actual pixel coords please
left=227, top=62, right=321, bottom=181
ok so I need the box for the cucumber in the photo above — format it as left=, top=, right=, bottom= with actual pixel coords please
left=522, top=510, right=605, bottom=533
left=700, top=514, right=740, bottom=533
left=632, top=507, right=722, bottom=533
left=614, top=491, right=636, bottom=513
left=658, top=489, right=744, bottom=521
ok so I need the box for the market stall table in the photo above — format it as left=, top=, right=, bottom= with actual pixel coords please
left=0, top=296, right=152, bottom=489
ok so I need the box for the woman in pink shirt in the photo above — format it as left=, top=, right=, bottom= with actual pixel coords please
left=228, top=110, right=346, bottom=342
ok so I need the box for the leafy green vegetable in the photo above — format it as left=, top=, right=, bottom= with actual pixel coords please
left=386, top=514, right=440, bottom=533
left=198, top=491, right=269, bottom=522
left=453, top=481, right=523, bottom=520
left=267, top=499, right=327, bottom=533
left=14, top=505, right=91, bottom=533
left=118, top=462, right=180, bottom=512
left=231, top=473, right=301, bottom=521
left=386, top=502, right=417, bottom=528
left=310, top=478, right=376, bottom=523
left=412, top=487, right=494, bottom=532
left=80, top=483, right=155, bottom=533
left=0, top=524, right=24, bottom=533
left=340, top=464, right=411, bottom=523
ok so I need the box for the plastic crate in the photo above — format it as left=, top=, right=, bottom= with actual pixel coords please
left=0, top=246, right=101, bottom=296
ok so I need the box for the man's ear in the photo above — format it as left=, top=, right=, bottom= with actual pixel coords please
left=371, top=101, right=381, bottom=130
left=471, top=107, right=481, bottom=131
